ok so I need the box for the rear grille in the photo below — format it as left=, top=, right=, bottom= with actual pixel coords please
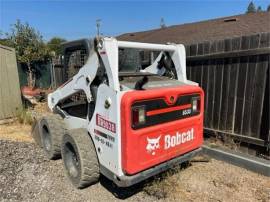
left=132, top=94, right=200, bottom=129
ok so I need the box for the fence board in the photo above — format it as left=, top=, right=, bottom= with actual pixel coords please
left=213, top=59, right=223, bottom=130
left=250, top=55, right=268, bottom=138
left=242, top=56, right=257, bottom=136
left=207, top=59, right=216, bottom=128
left=234, top=57, right=248, bottom=134
left=202, top=61, right=209, bottom=127
left=219, top=58, right=230, bottom=131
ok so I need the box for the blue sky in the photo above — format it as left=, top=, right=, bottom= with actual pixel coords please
left=1, top=0, right=269, bottom=41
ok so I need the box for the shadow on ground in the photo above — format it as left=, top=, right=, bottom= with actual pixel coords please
left=99, top=161, right=191, bottom=200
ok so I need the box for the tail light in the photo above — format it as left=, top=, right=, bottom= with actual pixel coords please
left=192, top=97, right=200, bottom=113
left=132, top=106, right=145, bottom=126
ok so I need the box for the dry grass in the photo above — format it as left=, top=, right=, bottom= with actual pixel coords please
left=143, top=158, right=270, bottom=202
left=0, top=121, right=33, bottom=142
left=0, top=103, right=49, bottom=143
left=32, top=102, right=50, bottom=115
left=143, top=172, right=176, bottom=199
left=15, top=108, right=34, bottom=125
left=143, top=163, right=190, bottom=200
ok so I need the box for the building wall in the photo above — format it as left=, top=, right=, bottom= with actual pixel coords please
left=0, top=45, right=22, bottom=120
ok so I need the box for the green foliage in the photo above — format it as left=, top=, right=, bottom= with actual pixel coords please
left=5, top=20, right=50, bottom=64
left=47, top=37, right=66, bottom=56
left=0, top=38, right=12, bottom=47
left=0, top=20, right=68, bottom=87
left=257, top=6, right=263, bottom=12
left=246, top=1, right=256, bottom=13
left=0, top=30, right=12, bottom=46
left=2, top=20, right=51, bottom=87
left=246, top=1, right=267, bottom=13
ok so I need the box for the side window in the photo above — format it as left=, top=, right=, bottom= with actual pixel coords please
left=118, top=49, right=161, bottom=72
left=66, top=49, right=87, bottom=79
left=119, top=48, right=140, bottom=72
left=53, top=48, right=88, bottom=86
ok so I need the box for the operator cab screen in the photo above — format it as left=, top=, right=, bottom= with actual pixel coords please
left=118, top=48, right=179, bottom=90
left=119, top=48, right=160, bottom=73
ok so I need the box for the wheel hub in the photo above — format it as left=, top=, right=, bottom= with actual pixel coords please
left=64, top=142, right=80, bottom=178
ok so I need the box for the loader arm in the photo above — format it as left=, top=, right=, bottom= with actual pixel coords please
left=48, top=37, right=198, bottom=111
left=48, top=51, right=99, bottom=110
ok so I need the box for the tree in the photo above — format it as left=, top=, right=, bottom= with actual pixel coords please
left=4, top=20, right=50, bottom=87
left=246, top=1, right=256, bottom=13
left=257, top=6, right=263, bottom=12
left=267, top=5, right=270, bottom=12
left=47, top=37, right=66, bottom=56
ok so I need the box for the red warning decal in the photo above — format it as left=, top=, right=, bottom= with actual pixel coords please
left=96, top=114, right=116, bottom=133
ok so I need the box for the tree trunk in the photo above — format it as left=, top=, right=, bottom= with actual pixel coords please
left=27, top=62, right=35, bottom=88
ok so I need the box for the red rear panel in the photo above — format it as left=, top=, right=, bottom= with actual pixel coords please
left=121, top=85, right=204, bottom=175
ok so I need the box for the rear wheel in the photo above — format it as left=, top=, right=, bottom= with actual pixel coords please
left=61, top=128, right=100, bottom=189
left=32, top=118, right=42, bottom=147
left=39, top=114, right=66, bottom=160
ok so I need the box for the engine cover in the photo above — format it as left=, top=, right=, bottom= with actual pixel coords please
left=121, top=85, right=204, bottom=175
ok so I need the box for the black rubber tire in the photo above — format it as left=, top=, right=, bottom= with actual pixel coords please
left=61, top=128, right=100, bottom=189
left=39, top=114, right=66, bottom=160
left=31, top=118, right=42, bottom=147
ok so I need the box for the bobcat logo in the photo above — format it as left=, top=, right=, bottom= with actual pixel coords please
left=146, top=136, right=161, bottom=155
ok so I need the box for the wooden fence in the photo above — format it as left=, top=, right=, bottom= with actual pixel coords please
left=17, top=62, right=52, bottom=88
left=0, top=45, right=22, bottom=120
left=186, top=33, right=270, bottom=153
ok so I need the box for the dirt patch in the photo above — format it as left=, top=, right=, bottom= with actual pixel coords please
left=160, top=160, right=270, bottom=202
left=143, top=158, right=270, bottom=202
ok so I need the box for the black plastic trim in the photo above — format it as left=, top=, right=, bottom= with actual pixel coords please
left=100, top=148, right=202, bottom=187
left=132, top=94, right=200, bottom=129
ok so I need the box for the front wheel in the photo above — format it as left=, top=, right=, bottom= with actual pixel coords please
left=39, top=114, right=66, bottom=160
left=61, top=128, right=100, bottom=189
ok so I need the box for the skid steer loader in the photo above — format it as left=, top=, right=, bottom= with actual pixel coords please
left=36, top=37, right=204, bottom=188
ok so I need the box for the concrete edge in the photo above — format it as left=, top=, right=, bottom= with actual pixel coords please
left=202, top=145, right=270, bottom=177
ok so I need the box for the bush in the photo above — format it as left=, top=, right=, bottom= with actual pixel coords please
left=16, top=108, right=34, bottom=125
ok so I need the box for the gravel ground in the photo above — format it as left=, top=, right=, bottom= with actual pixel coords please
left=0, top=140, right=153, bottom=202
left=0, top=123, right=269, bottom=202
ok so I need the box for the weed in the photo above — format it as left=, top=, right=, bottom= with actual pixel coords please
left=143, top=164, right=187, bottom=200
left=16, top=108, right=34, bottom=125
